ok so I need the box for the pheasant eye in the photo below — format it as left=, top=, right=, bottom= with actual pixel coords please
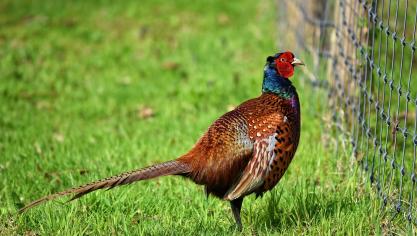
left=280, top=58, right=285, bottom=62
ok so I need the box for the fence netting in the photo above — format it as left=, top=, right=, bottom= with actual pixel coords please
left=277, top=0, right=417, bottom=229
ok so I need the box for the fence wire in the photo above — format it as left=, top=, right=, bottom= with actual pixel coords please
left=278, top=0, right=417, bottom=229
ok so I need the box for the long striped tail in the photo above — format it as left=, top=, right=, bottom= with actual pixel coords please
left=19, top=160, right=190, bottom=213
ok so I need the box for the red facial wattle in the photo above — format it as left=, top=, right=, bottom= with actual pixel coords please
left=275, top=52, right=295, bottom=78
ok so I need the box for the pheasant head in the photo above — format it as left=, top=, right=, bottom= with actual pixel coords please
left=262, top=51, right=304, bottom=97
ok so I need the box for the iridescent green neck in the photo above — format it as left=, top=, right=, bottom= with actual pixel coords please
left=262, top=65, right=296, bottom=99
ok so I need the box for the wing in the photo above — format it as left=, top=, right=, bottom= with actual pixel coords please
left=179, top=108, right=255, bottom=197
left=224, top=134, right=277, bottom=200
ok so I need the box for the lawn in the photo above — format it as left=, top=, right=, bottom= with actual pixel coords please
left=0, top=0, right=411, bottom=235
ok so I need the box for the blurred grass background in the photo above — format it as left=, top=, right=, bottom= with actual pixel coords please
left=0, top=0, right=410, bottom=235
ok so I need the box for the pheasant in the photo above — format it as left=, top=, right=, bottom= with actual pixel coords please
left=20, top=51, right=304, bottom=230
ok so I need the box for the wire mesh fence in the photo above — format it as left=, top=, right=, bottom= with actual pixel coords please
left=278, top=0, right=417, bottom=229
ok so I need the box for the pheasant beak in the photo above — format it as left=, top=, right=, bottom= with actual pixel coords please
left=291, top=58, right=304, bottom=66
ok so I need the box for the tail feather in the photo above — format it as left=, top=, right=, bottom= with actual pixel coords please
left=19, top=160, right=190, bottom=213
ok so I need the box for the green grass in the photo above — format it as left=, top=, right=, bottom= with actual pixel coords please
left=0, top=0, right=414, bottom=235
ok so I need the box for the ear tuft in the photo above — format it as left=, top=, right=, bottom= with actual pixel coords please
left=266, top=56, right=274, bottom=63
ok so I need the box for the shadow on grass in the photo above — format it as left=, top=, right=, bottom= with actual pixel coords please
left=248, top=179, right=360, bottom=233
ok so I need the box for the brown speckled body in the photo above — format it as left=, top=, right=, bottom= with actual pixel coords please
left=179, top=92, right=300, bottom=199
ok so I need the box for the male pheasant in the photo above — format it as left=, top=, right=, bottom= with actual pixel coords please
left=20, top=51, right=304, bottom=230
